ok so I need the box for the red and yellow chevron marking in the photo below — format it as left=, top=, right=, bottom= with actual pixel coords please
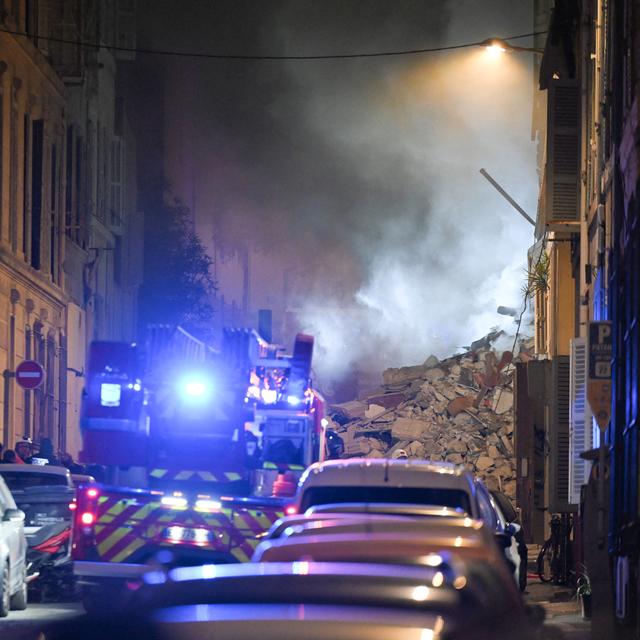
left=92, top=494, right=283, bottom=564
left=149, top=469, right=243, bottom=482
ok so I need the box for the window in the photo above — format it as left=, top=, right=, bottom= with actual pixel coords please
left=300, top=486, right=472, bottom=514
left=10, top=93, right=19, bottom=252
left=22, top=113, right=30, bottom=257
left=110, top=137, right=124, bottom=226
left=0, top=472, right=68, bottom=492
left=65, top=126, right=73, bottom=239
left=50, top=142, right=58, bottom=280
left=30, top=119, right=43, bottom=270
left=75, top=136, right=84, bottom=246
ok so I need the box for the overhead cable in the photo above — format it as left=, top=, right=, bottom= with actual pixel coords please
left=0, top=27, right=546, bottom=61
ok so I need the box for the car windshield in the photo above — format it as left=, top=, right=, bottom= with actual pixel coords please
left=301, top=486, right=471, bottom=514
left=0, top=471, right=68, bottom=491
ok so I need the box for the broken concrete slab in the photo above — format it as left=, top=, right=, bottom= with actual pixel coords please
left=475, top=456, right=494, bottom=471
left=332, top=400, right=367, bottom=420
left=424, top=368, right=446, bottom=382
left=391, top=417, right=427, bottom=440
left=383, top=365, right=427, bottom=386
left=423, top=355, right=440, bottom=368
left=447, top=396, right=475, bottom=417
left=364, top=403, right=386, bottom=419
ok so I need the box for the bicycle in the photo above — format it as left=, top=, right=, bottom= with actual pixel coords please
left=537, top=513, right=573, bottom=585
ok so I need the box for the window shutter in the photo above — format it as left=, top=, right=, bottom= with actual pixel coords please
left=569, top=338, right=593, bottom=504
left=544, top=80, right=581, bottom=226
left=548, top=355, right=574, bottom=512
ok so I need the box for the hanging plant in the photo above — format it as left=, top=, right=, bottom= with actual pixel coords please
left=522, top=251, right=550, bottom=298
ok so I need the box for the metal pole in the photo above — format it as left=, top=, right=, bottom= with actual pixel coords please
left=2, top=370, right=14, bottom=446
left=479, top=168, right=536, bottom=226
left=597, top=436, right=606, bottom=549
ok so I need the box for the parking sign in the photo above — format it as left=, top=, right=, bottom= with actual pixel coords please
left=588, top=321, right=613, bottom=431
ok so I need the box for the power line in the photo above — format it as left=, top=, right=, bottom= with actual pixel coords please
left=0, top=27, right=546, bottom=61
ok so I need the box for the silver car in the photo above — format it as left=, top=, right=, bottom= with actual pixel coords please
left=0, top=474, right=28, bottom=615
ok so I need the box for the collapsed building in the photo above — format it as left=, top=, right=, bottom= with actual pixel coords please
left=327, top=332, right=535, bottom=500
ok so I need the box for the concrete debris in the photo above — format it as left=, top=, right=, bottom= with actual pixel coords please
left=423, top=354, right=440, bottom=368
left=391, top=417, right=429, bottom=441
left=327, top=332, right=535, bottom=493
left=365, top=403, right=387, bottom=419
left=493, top=390, right=514, bottom=415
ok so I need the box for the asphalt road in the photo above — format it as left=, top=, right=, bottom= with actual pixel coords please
left=0, top=602, right=83, bottom=640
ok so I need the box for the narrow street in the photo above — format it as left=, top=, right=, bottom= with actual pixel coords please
left=0, top=602, right=83, bottom=640
left=0, top=0, right=638, bottom=637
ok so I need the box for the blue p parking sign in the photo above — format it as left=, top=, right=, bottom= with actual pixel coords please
left=588, top=321, right=613, bottom=431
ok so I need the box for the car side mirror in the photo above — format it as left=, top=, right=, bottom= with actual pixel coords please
left=3, top=508, right=25, bottom=523
left=506, top=522, right=521, bottom=537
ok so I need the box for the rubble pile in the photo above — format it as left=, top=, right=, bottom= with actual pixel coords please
left=327, top=333, right=535, bottom=499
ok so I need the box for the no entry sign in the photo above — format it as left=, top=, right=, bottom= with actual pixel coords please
left=15, top=360, right=45, bottom=390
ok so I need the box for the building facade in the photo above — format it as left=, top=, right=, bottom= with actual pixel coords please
left=519, top=0, right=640, bottom=635
left=0, top=0, right=141, bottom=458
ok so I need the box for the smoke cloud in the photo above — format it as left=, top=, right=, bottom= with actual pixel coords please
left=139, top=0, right=536, bottom=385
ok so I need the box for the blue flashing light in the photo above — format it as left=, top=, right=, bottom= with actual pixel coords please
left=287, top=395, right=302, bottom=407
left=261, top=389, right=278, bottom=405
left=184, top=380, right=207, bottom=397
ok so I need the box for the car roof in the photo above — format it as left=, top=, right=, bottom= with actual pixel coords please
left=283, top=516, right=484, bottom=540
left=267, top=507, right=468, bottom=540
left=139, top=560, right=520, bottom=615
left=253, top=529, right=504, bottom=567
left=299, top=459, right=473, bottom=489
left=307, top=502, right=467, bottom=517
left=0, top=463, right=71, bottom=477
left=71, top=474, right=96, bottom=484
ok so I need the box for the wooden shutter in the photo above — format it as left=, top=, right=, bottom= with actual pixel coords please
left=569, top=338, right=593, bottom=504
left=544, top=80, right=581, bottom=226
left=548, top=355, right=575, bottom=512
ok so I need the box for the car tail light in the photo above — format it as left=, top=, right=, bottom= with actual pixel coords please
left=72, top=485, right=100, bottom=560
left=285, top=505, right=297, bottom=516
left=80, top=512, right=95, bottom=526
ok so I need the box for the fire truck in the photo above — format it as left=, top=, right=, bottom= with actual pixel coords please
left=72, top=325, right=326, bottom=611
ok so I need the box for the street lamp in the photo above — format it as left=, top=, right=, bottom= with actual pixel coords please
left=479, top=37, right=543, bottom=56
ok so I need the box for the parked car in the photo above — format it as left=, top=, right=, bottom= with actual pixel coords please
left=43, top=561, right=538, bottom=640
left=266, top=503, right=464, bottom=540
left=294, top=459, right=520, bottom=581
left=490, top=490, right=528, bottom=591
left=253, top=516, right=509, bottom=570
left=0, top=464, right=76, bottom=599
left=71, top=474, right=96, bottom=488
left=0, top=474, right=28, bottom=615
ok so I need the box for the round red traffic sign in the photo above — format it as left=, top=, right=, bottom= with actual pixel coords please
left=15, top=360, right=45, bottom=390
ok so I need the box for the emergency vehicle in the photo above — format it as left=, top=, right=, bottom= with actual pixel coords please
left=72, top=325, right=325, bottom=611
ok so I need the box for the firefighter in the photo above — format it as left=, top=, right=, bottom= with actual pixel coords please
left=14, top=439, right=32, bottom=464
left=36, top=437, right=60, bottom=466
left=1, top=450, right=17, bottom=463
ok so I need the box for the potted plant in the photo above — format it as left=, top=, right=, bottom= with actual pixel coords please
left=576, top=565, right=592, bottom=620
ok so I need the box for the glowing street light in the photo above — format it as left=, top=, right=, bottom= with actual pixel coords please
left=479, top=37, right=543, bottom=56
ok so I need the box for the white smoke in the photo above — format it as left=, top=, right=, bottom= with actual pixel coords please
left=289, top=10, right=537, bottom=382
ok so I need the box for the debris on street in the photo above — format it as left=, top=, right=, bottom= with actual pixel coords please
left=327, top=332, right=535, bottom=499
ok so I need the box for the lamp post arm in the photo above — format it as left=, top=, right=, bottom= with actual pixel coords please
left=479, top=168, right=536, bottom=226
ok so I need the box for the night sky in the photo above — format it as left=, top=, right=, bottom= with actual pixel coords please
left=138, top=1, right=537, bottom=382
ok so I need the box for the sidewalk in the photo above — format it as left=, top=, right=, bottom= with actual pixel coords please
left=525, top=575, right=591, bottom=639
